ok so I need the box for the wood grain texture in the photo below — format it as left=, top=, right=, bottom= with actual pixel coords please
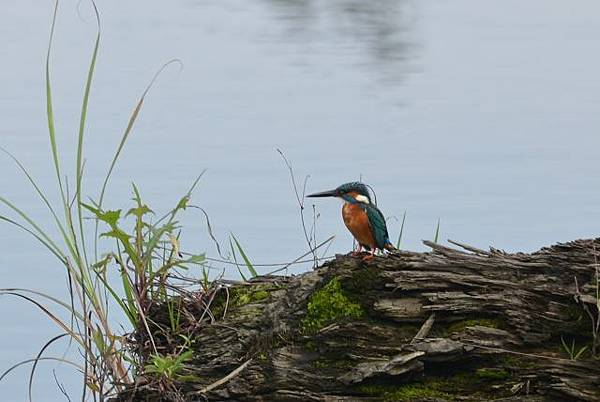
left=115, top=238, right=600, bottom=402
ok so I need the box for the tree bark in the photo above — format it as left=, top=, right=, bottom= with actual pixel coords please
left=117, top=238, right=600, bottom=402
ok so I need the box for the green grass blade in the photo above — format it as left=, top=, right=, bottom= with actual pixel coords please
left=45, top=0, right=78, bottom=252
left=0, top=215, right=63, bottom=263
left=140, top=175, right=204, bottom=268
left=0, top=146, right=75, bottom=257
left=0, top=292, right=85, bottom=348
left=0, top=205, right=64, bottom=261
left=142, top=223, right=177, bottom=268
left=152, top=172, right=205, bottom=228
left=91, top=271, right=137, bottom=326
left=97, top=59, right=183, bottom=205
left=75, top=2, right=101, bottom=270
left=45, top=0, right=64, bottom=203
left=0, top=288, right=85, bottom=321
left=228, top=237, right=247, bottom=281
left=120, top=267, right=138, bottom=324
left=28, top=333, right=69, bottom=402
left=94, top=60, right=182, bottom=260
left=396, top=210, right=406, bottom=249
left=574, top=345, right=588, bottom=360
left=189, top=205, right=223, bottom=257
left=266, top=235, right=335, bottom=276
left=1, top=357, right=84, bottom=383
left=433, top=218, right=440, bottom=243
left=231, top=234, right=258, bottom=278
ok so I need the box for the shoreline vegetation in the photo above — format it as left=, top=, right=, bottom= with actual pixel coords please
left=0, top=1, right=249, bottom=399
left=1, top=2, right=599, bottom=401
left=0, top=2, right=332, bottom=400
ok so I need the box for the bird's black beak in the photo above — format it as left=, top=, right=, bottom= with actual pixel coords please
left=307, top=189, right=338, bottom=198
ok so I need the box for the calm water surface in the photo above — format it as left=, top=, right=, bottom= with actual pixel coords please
left=1, top=0, right=600, bottom=399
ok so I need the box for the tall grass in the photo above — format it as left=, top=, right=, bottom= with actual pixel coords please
left=0, top=2, right=217, bottom=400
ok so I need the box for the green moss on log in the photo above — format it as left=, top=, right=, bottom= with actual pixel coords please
left=301, top=278, right=364, bottom=333
left=210, top=286, right=272, bottom=318
left=357, top=383, right=451, bottom=401
left=356, top=369, right=515, bottom=401
left=500, top=355, right=536, bottom=369
left=235, top=289, right=269, bottom=305
left=475, top=368, right=510, bottom=380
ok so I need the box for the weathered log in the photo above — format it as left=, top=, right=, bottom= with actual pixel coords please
left=117, top=238, right=600, bottom=401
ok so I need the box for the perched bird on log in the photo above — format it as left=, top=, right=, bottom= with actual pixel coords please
left=307, top=182, right=395, bottom=260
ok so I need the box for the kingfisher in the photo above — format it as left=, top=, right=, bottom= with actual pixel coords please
left=308, top=182, right=395, bottom=261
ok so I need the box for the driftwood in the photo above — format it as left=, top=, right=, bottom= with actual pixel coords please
left=116, top=238, right=600, bottom=401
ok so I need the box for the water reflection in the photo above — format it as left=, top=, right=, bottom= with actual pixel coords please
left=262, top=0, right=419, bottom=83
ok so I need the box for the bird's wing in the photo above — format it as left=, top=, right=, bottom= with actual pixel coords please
left=365, top=203, right=390, bottom=249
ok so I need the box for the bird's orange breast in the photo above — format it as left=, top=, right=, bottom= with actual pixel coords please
left=342, top=202, right=375, bottom=248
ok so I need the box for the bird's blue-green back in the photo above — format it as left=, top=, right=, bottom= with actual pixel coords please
left=364, top=203, right=390, bottom=249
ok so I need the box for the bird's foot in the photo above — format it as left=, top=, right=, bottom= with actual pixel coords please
left=361, top=254, right=374, bottom=262
left=351, top=251, right=368, bottom=257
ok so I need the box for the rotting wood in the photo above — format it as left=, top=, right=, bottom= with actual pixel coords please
left=114, top=238, right=600, bottom=402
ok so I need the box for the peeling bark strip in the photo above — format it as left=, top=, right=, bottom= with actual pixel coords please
left=117, top=239, right=600, bottom=402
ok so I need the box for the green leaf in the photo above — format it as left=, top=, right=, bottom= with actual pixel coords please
left=143, top=222, right=179, bottom=260
left=176, top=350, right=194, bottom=364
left=575, top=345, right=589, bottom=360
left=119, top=268, right=138, bottom=324
left=126, top=205, right=153, bottom=218
left=101, top=228, right=131, bottom=244
left=175, top=195, right=190, bottom=211
left=92, top=327, right=105, bottom=353
left=231, top=234, right=258, bottom=278
left=91, top=254, right=112, bottom=274
left=185, top=254, right=206, bottom=264
left=82, top=203, right=122, bottom=226
left=98, top=210, right=122, bottom=226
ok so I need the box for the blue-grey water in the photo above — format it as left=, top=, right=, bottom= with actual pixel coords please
left=2, top=0, right=600, bottom=400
